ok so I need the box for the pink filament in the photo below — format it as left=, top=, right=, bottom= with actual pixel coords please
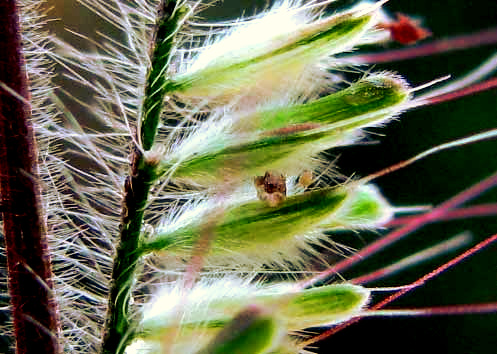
left=354, top=27, right=497, bottom=64
left=387, top=203, right=497, bottom=227
left=302, top=233, right=497, bottom=347
left=426, top=77, right=497, bottom=105
left=299, top=171, right=497, bottom=289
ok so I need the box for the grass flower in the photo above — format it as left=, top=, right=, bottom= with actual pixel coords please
left=0, top=0, right=497, bottom=353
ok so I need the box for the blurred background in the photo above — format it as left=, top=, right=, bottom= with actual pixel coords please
left=39, top=0, right=497, bottom=353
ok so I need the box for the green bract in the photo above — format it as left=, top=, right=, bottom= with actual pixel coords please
left=169, top=10, right=376, bottom=99
left=161, top=74, right=410, bottom=184
left=131, top=280, right=369, bottom=353
left=143, top=183, right=392, bottom=265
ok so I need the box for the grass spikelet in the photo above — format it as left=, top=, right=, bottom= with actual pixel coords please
left=161, top=73, right=410, bottom=185
left=144, top=182, right=393, bottom=268
left=170, top=1, right=380, bottom=101
left=129, top=277, right=369, bottom=353
left=1, top=0, right=496, bottom=353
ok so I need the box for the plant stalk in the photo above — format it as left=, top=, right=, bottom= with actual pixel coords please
left=0, top=1, right=60, bottom=353
left=101, top=1, right=184, bottom=352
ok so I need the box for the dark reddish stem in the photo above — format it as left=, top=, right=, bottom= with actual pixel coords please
left=0, top=1, right=59, bottom=353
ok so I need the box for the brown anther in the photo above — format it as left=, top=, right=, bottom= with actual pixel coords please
left=298, top=170, right=313, bottom=188
left=254, top=171, right=287, bottom=207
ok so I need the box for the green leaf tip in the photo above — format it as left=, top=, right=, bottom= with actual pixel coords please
left=241, top=73, right=410, bottom=134
left=281, top=283, right=370, bottom=329
left=329, top=183, right=394, bottom=229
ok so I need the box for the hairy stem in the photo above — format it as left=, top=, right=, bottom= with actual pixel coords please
left=101, top=1, right=184, bottom=352
left=0, top=1, right=59, bottom=353
left=141, top=0, right=187, bottom=151
left=101, top=148, right=157, bottom=354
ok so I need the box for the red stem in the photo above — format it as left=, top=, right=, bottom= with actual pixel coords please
left=0, top=1, right=59, bottom=353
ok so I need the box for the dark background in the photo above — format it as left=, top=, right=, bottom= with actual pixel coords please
left=45, top=1, right=497, bottom=353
